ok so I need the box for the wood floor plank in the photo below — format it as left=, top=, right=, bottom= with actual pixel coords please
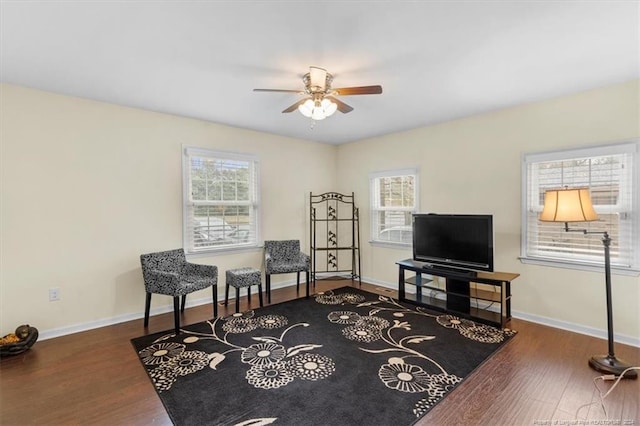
left=1, top=280, right=638, bottom=425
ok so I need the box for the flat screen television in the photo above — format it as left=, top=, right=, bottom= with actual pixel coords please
left=412, top=213, right=494, bottom=273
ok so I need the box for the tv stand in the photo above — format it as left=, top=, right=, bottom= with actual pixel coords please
left=427, top=265, right=478, bottom=278
left=396, top=259, right=519, bottom=328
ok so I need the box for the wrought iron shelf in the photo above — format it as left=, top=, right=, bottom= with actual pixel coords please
left=310, top=191, right=361, bottom=286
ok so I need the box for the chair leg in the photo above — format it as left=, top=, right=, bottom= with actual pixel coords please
left=144, top=293, right=152, bottom=327
left=258, top=284, right=263, bottom=307
left=225, top=283, right=229, bottom=306
left=212, top=285, right=218, bottom=318
left=296, top=272, right=300, bottom=292
left=235, top=287, right=240, bottom=313
left=306, top=270, right=310, bottom=299
left=173, top=297, right=180, bottom=335
left=181, top=295, right=187, bottom=312
left=247, top=285, right=251, bottom=306
left=266, top=274, right=271, bottom=304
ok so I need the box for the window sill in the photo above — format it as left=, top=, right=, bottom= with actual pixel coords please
left=519, top=256, right=640, bottom=277
left=186, top=244, right=263, bottom=259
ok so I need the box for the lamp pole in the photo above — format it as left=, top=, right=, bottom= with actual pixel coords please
left=586, top=231, right=637, bottom=379
left=602, top=232, right=614, bottom=359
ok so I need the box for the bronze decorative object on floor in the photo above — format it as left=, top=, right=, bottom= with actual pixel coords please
left=0, top=324, right=39, bottom=357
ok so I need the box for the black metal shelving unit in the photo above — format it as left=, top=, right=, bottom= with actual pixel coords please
left=396, top=259, right=519, bottom=328
left=309, top=192, right=361, bottom=285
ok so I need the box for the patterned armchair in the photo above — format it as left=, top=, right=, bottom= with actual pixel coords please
left=264, top=240, right=310, bottom=303
left=140, top=248, right=218, bottom=334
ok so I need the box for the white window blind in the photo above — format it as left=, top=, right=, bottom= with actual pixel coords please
left=183, top=147, right=260, bottom=253
left=369, top=168, right=419, bottom=245
left=522, top=141, right=639, bottom=271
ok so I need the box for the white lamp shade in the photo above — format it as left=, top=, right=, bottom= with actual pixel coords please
left=298, top=99, right=314, bottom=118
left=322, top=98, right=338, bottom=116
left=311, top=105, right=326, bottom=120
left=298, top=96, right=338, bottom=120
left=540, top=188, right=599, bottom=222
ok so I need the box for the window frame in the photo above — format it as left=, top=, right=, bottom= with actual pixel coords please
left=520, top=140, right=640, bottom=275
left=369, top=167, right=419, bottom=248
left=182, top=146, right=261, bottom=255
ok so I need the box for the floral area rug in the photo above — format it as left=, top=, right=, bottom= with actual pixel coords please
left=131, top=286, right=516, bottom=426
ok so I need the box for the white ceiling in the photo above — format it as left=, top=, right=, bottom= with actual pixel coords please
left=1, top=1, right=638, bottom=145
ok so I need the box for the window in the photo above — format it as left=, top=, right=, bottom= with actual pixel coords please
left=522, top=141, right=639, bottom=273
left=370, top=168, right=419, bottom=245
left=183, top=147, right=259, bottom=254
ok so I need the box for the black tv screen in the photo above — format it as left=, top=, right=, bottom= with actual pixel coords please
left=412, top=214, right=494, bottom=272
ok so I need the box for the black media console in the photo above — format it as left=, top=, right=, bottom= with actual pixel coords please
left=396, top=259, right=519, bottom=328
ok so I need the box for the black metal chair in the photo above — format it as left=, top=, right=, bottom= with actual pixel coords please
left=140, top=248, right=217, bottom=334
left=264, top=240, right=310, bottom=303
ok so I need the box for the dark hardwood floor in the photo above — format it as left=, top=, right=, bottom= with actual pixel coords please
left=1, top=280, right=638, bottom=425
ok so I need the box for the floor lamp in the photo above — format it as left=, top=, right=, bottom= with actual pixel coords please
left=540, top=187, right=637, bottom=379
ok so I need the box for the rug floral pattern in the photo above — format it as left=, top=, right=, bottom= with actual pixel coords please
left=133, top=287, right=516, bottom=426
left=138, top=310, right=334, bottom=392
left=315, top=290, right=515, bottom=417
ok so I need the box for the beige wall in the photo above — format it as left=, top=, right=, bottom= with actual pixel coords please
left=337, top=79, right=640, bottom=344
left=0, top=84, right=337, bottom=336
left=2, top=81, right=639, bottom=344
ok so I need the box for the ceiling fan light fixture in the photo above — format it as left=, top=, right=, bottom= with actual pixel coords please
left=298, top=96, right=338, bottom=120
left=311, top=99, right=326, bottom=120
left=254, top=66, right=381, bottom=120
left=322, top=98, right=338, bottom=117
left=298, top=99, right=314, bottom=118
left=309, top=66, right=328, bottom=91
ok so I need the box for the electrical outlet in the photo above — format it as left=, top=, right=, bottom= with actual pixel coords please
left=49, top=287, right=60, bottom=301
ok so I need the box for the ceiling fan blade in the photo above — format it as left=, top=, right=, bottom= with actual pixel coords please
left=282, top=98, right=309, bottom=113
left=253, top=88, right=303, bottom=93
left=332, top=85, right=383, bottom=96
left=326, top=96, right=354, bottom=114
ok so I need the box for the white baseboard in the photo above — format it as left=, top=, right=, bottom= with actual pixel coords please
left=511, top=310, right=640, bottom=348
left=38, top=279, right=298, bottom=341
left=38, top=277, right=640, bottom=349
left=361, top=276, right=639, bottom=348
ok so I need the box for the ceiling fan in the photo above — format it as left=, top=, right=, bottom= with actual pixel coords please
left=253, top=66, right=383, bottom=121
